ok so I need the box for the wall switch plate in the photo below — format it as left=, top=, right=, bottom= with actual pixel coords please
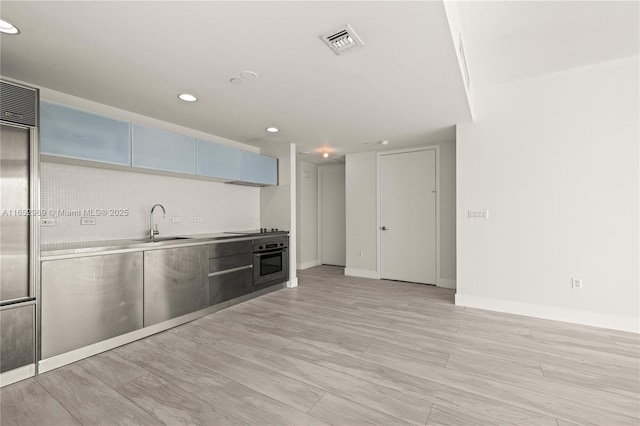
left=359, top=251, right=364, bottom=257
left=81, top=217, right=96, bottom=225
left=468, top=210, right=490, bottom=219
left=572, top=278, right=583, bottom=289
left=41, top=218, right=55, bottom=226
left=193, top=216, right=203, bottom=223
left=171, top=216, right=182, bottom=223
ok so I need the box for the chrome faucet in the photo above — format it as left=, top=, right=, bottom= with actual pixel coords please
left=149, top=204, right=166, bottom=240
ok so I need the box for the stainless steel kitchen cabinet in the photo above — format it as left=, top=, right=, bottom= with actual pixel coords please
left=144, top=246, right=208, bottom=326
left=41, top=253, right=143, bottom=359
left=208, top=241, right=253, bottom=306
left=209, top=269, right=253, bottom=306
left=0, top=304, right=34, bottom=373
left=40, top=101, right=131, bottom=166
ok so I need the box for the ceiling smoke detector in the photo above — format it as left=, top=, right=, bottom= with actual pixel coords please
left=320, top=24, right=364, bottom=55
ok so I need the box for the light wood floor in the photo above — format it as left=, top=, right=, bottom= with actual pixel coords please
left=2, top=266, right=639, bottom=425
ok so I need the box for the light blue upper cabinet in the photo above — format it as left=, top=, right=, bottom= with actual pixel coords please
left=196, top=140, right=241, bottom=180
left=132, top=125, right=195, bottom=174
left=40, top=101, right=131, bottom=165
left=241, top=152, right=278, bottom=185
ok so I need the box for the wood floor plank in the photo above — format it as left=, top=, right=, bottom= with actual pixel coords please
left=188, top=332, right=434, bottom=425
left=282, top=342, right=558, bottom=426
left=144, top=329, right=327, bottom=412
left=0, top=380, right=80, bottom=426
left=207, top=381, right=330, bottom=426
left=77, top=349, right=148, bottom=389
left=35, top=364, right=160, bottom=426
left=539, top=361, right=640, bottom=399
left=359, top=341, right=637, bottom=425
left=115, top=372, right=244, bottom=425
left=2, top=264, right=637, bottom=426
left=426, top=405, right=499, bottom=426
left=308, top=392, right=416, bottom=426
left=446, top=350, right=640, bottom=417
left=113, top=339, right=231, bottom=400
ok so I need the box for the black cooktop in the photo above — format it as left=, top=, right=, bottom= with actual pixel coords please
left=227, top=229, right=288, bottom=235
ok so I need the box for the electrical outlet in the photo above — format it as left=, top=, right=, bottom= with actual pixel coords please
left=571, top=278, right=583, bottom=289
left=193, top=216, right=203, bottom=223
left=81, top=217, right=96, bottom=225
left=41, top=218, right=55, bottom=226
left=171, top=216, right=182, bottom=223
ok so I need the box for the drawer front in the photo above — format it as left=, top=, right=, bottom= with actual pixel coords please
left=209, top=269, right=253, bottom=306
left=209, top=240, right=251, bottom=258
left=209, top=253, right=253, bottom=273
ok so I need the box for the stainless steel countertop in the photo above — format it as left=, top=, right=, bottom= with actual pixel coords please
left=40, top=232, right=288, bottom=259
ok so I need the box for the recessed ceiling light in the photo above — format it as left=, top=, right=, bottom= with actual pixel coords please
left=178, top=93, right=197, bottom=102
left=0, top=19, right=20, bottom=35
left=379, top=140, right=389, bottom=145
left=240, top=71, right=258, bottom=79
left=230, top=78, right=243, bottom=84
left=323, top=152, right=329, bottom=158
left=266, top=127, right=279, bottom=133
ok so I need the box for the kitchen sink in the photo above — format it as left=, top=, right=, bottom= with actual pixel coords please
left=131, top=236, right=192, bottom=243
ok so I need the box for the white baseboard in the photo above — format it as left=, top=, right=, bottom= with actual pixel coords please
left=297, top=260, right=320, bottom=270
left=455, top=294, right=639, bottom=333
left=286, top=277, right=299, bottom=288
left=438, top=278, right=456, bottom=289
left=345, top=268, right=379, bottom=279
left=0, top=364, right=35, bottom=387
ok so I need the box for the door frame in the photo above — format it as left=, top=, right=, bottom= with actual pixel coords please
left=317, top=164, right=346, bottom=266
left=376, top=145, right=441, bottom=286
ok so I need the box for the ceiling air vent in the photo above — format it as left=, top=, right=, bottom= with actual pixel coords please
left=320, top=24, right=364, bottom=55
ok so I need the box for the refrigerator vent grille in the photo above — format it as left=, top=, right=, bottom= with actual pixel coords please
left=320, top=24, right=364, bottom=55
left=0, top=81, right=37, bottom=127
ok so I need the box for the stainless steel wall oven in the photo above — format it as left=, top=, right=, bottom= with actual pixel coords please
left=253, top=236, right=288, bottom=290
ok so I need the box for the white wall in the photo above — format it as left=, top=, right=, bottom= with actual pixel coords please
left=260, top=142, right=297, bottom=287
left=296, top=161, right=319, bottom=269
left=40, top=162, right=259, bottom=243
left=345, top=152, right=378, bottom=276
left=319, top=165, right=346, bottom=267
left=345, top=142, right=457, bottom=283
left=456, top=56, right=639, bottom=332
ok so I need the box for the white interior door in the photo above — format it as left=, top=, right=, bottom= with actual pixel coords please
left=320, top=165, right=346, bottom=266
left=380, top=150, right=436, bottom=284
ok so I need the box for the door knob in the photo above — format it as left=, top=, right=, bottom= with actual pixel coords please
left=380, top=226, right=388, bottom=231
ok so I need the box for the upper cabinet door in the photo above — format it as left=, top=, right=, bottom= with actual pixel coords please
left=196, top=140, right=241, bottom=180
left=241, top=152, right=278, bottom=185
left=40, top=101, right=131, bottom=165
left=132, top=125, right=195, bottom=174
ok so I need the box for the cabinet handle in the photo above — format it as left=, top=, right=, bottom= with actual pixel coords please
left=208, top=265, right=252, bottom=277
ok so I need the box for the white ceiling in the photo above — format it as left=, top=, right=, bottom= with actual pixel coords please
left=0, top=1, right=469, bottom=159
left=457, top=1, right=639, bottom=88
left=1, top=2, right=637, bottom=161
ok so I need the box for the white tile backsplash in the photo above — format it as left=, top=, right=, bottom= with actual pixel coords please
left=40, top=162, right=260, bottom=243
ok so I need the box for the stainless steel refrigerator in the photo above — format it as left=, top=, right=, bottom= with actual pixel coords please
left=0, top=80, right=39, bottom=380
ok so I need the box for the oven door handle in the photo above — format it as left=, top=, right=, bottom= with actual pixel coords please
left=255, top=248, right=287, bottom=257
